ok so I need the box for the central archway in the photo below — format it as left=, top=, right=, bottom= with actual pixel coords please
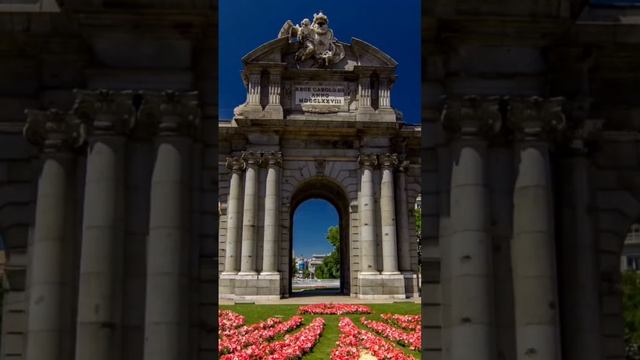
left=289, top=177, right=350, bottom=296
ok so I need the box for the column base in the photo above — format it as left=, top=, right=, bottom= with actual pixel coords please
left=402, top=272, right=420, bottom=298
left=358, top=272, right=406, bottom=298
left=262, top=105, right=283, bottom=119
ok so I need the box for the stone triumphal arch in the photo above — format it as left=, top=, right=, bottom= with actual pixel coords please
left=217, top=12, right=422, bottom=300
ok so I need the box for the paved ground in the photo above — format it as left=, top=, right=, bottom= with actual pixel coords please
left=292, top=278, right=340, bottom=289
left=219, top=288, right=421, bottom=305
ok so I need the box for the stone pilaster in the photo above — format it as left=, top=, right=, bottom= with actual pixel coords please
left=222, top=156, right=245, bottom=275
left=508, top=96, right=565, bottom=360
left=358, top=154, right=378, bottom=275
left=396, top=160, right=411, bottom=273
left=23, top=109, right=84, bottom=360
left=357, top=71, right=374, bottom=121
left=264, top=68, right=284, bottom=119
left=561, top=115, right=603, bottom=360
left=238, top=151, right=261, bottom=276
left=139, top=91, right=200, bottom=360
left=261, top=151, right=282, bottom=275
left=379, top=77, right=391, bottom=109
left=379, top=153, right=400, bottom=275
left=72, top=89, right=135, bottom=360
left=442, top=95, right=501, bottom=360
left=247, top=69, right=262, bottom=108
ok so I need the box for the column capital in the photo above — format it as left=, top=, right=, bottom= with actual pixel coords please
left=441, top=95, right=501, bottom=139
left=24, top=109, right=86, bottom=153
left=262, top=151, right=283, bottom=167
left=241, top=150, right=261, bottom=166
left=138, top=91, right=200, bottom=137
left=358, top=153, right=378, bottom=168
left=507, top=96, right=566, bottom=141
left=225, top=156, right=245, bottom=173
left=72, top=89, right=136, bottom=136
left=379, top=153, right=399, bottom=169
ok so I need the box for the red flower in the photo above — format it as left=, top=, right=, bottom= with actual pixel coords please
left=298, top=303, right=371, bottom=315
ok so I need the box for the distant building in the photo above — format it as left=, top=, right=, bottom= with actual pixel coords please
left=308, top=254, right=328, bottom=277
left=622, top=223, right=640, bottom=271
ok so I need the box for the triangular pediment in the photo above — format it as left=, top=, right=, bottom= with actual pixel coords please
left=242, top=37, right=397, bottom=70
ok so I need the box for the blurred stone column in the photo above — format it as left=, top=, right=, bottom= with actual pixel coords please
left=140, top=91, right=200, bottom=360
left=73, top=90, right=135, bottom=360
left=24, top=109, right=84, bottom=360
left=508, top=97, right=565, bottom=360
left=442, top=96, right=500, bottom=360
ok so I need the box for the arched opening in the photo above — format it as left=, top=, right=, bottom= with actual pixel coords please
left=289, top=178, right=350, bottom=296
left=621, top=223, right=640, bottom=357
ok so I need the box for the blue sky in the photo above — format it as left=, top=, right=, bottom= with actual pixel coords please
left=292, top=199, right=338, bottom=257
left=219, top=0, right=421, bottom=123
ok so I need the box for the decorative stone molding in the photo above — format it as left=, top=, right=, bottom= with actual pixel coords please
left=138, top=91, right=200, bottom=137
left=398, top=159, right=410, bottom=173
left=358, top=153, right=378, bottom=168
left=263, top=151, right=283, bottom=167
left=379, top=153, right=399, bottom=169
left=441, top=95, right=501, bottom=138
left=314, top=158, right=326, bottom=176
left=72, top=89, right=136, bottom=135
left=507, top=96, right=566, bottom=141
left=225, top=156, right=246, bottom=173
left=24, top=109, right=86, bottom=153
left=569, top=118, right=604, bottom=154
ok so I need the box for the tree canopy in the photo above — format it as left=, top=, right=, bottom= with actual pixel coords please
left=315, top=226, right=340, bottom=279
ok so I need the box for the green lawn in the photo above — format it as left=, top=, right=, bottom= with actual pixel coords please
left=219, top=303, right=421, bottom=359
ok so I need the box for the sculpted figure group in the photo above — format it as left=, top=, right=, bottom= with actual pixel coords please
left=279, top=11, right=345, bottom=66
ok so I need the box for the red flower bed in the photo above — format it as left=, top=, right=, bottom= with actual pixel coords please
left=218, top=310, right=246, bottom=333
left=380, top=313, right=421, bottom=332
left=298, top=303, right=371, bottom=315
left=221, top=317, right=325, bottom=360
left=331, top=317, right=416, bottom=360
left=219, top=316, right=303, bottom=354
left=360, top=317, right=421, bottom=351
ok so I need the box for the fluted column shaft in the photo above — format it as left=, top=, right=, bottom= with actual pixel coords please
left=247, top=71, right=261, bottom=106
left=223, top=157, right=244, bottom=274
left=509, top=97, right=564, bottom=360
left=24, top=110, right=84, bottom=360
left=262, top=152, right=282, bottom=274
left=141, top=91, right=199, bottom=360
left=379, top=78, right=391, bottom=109
left=74, top=91, right=134, bottom=360
left=442, top=96, right=500, bottom=360
left=359, top=154, right=378, bottom=274
left=358, top=75, right=372, bottom=110
left=396, top=162, right=411, bottom=272
left=380, top=154, right=400, bottom=274
left=239, top=151, right=260, bottom=275
left=268, top=71, right=281, bottom=106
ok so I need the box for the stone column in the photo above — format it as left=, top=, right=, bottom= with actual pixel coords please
left=139, top=91, right=200, bottom=360
left=508, top=97, right=565, bottom=360
left=358, top=154, right=378, bottom=275
left=264, top=68, right=284, bottom=118
left=222, top=156, right=244, bottom=275
left=396, top=160, right=411, bottom=272
left=72, top=90, right=135, bottom=360
left=239, top=151, right=261, bottom=275
left=23, top=110, right=84, bottom=360
left=442, top=96, right=501, bottom=360
left=379, top=153, right=400, bottom=274
left=261, top=151, right=282, bottom=275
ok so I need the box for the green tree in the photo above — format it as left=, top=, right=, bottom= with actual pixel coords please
left=316, top=226, right=340, bottom=279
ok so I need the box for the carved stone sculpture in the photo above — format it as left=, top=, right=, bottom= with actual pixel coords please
left=279, top=11, right=345, bottom=67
